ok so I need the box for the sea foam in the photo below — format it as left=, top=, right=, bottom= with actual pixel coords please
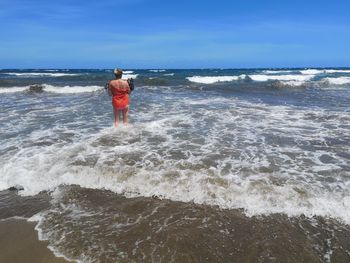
left=0, top=85, right=104, bottom=94
left=122, top=74, right=138, bottom=79
left=43, top=84, right=103, bottom=93
left=3, top=72, right=80, bottom=77
left=1, top=98, right=349, bottom=224
left=0, top=87, right=29, bottom=93
left=300, top=69, right=350, bottom=75
left=186, top=75, right=245, bottom=84
left=322, top=77, right=350, bottom=85
left=248, top=74, right=314, bottom=82
left=149, top=69, right=166, bottom=72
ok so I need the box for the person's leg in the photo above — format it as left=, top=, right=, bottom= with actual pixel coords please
left=113, top=107, right=120, bottom=127
left=122, top=107, right=129, bottom=124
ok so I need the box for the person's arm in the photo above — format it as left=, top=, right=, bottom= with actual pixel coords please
left=106, top=81, right=112, bottom=96
left=127, top=84, right=131, bottom=94
left=124, top=80, right=131, bottom=94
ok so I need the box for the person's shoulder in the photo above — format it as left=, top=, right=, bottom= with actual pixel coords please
left=119, top=79, right=129, bottom=86
left=112, top=79, right=127, bottom=83
left=109, top=79, right=120, bottom=86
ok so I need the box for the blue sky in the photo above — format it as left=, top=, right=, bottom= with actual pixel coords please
left=0, top=0, right=349, bottom=68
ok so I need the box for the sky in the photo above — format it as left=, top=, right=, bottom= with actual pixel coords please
left=0, top=0, right=349, bottom=68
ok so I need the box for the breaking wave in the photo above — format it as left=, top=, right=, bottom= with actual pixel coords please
left=0, top=87, right=29, bottom=93
left=300, top=69, right=350, bottom=75
left=149, top=69, right=166, bottom=72
left=186, top=74, right=315, bottom=86
left=122, top=74, right=138, bottom=79
left=322, top=77, right=350, bottom=85
left=0, top=84, right=103, bottom=94
left=186, top=75, right=245, bottom=84
left=2, top=72, right=81, bottom=77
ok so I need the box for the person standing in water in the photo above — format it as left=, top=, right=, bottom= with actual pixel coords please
left=107, top=69, right=130, bottom=127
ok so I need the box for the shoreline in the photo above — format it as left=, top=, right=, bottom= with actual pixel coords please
left=0, top=218, right=69, bottom=263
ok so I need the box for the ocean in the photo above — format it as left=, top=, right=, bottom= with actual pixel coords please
left=0, top=68, right=349, bottom=262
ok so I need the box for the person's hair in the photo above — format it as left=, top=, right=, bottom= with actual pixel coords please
left=114, top=68, right=123, bottom=79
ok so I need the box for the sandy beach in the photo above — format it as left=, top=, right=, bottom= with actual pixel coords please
left=0, top=219, right=68, bottom=263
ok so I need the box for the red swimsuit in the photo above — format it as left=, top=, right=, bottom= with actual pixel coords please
left=111, top=81, right=130, bottom=110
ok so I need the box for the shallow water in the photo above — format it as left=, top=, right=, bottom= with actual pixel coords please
left=1, top=186, right=350, bottom=262
left=0, top=68, right=349, bottom=262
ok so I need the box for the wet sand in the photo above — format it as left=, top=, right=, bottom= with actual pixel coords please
left=0, top=219, right=69, bottom=263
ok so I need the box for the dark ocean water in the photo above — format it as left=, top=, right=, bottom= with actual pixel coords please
left=0, top=68, right=350, bottom=262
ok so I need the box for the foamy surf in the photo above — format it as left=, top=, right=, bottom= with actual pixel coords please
left=43, top=84, right=103, bottom=93
left=1, top=68, right=350, bottom=262
left=2, top=72, right=81, bottom=77
left=248, top=74, right=314, bottom=82
left=0, top=84, right=104, bottom=94
left=0, top=87, right=29, bottom=93
left=1, top=97, right=349, bottom=224
left=322, top=77, right=350, bottom=85
left=301, top=69, right=350, bottom=75
left=262, top=70, right=294, bottom=74
left=186, top=75, right=245, bottom=84
left=149, top=69, right=166, bottom=72
left=186, top=74, right=315, bottom=86
left=122, top=74, right=138, bottom=79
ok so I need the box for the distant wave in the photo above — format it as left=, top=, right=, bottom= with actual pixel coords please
left=0, top=87, right=29, bottom=93
left=249, top=74, right=314, bottom=82
left=324, top=69, right=350, bottom=73
left=300, top=69, right=350, bottom=75
left=247, top=74, right=314, bottom=87
left=322, top=77, right=350, bottom=85
left=44, top=84, right=103, bottom=93
left=299, top=69, right=324, bottom=75
left=2, top=72, right=81, bottom=77
left=149, top=69, right=166, bottom=72
left=0, top=84, right=103, bottom=94
left=186, top=74, right=314, bottom=85
left=262, top=70, right=294, bottom=74
left=164, top=73, right=175, bottom=76
left=187, top=75, right=245, bottom=84
left=122, top=74, right=138, bottom=79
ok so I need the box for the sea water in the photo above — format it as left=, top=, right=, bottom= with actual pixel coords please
left=0, top=68, right=349, bottom=262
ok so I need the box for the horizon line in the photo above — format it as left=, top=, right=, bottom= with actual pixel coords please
left=1, top=66, right=350, bottom=70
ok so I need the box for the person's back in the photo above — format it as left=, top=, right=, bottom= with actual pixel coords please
left=108, top=69, right=130, bottom=127
left=109, top=79, right=130, bottom=108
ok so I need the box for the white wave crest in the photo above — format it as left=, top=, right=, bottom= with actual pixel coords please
left=0, top=87, right=29, bottom=93
left=149, top=69, right=166, bottom=72
left=300, top=69, right=325, bottom=75
left=0, top=85, right=104, bottom=94
left=322, top=77, right=350, bottom=85
left=3, top=72, right=80, bottom=77
left=262, top=70, right=294, bottom=74
left=123, top=71, right=134, bottom=74
left=249, top=74, right=314, bottom=82
left=43, top=84, right=103, bottom=93
left=324, top=69, right=350, bottom=74
left=301, top=69, right=350, bottom=75
left=122, top=74, right=138, bottom=79
left=187, top=75, right=245, bottom=84
left=248, top=74, right=314, bottom=86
